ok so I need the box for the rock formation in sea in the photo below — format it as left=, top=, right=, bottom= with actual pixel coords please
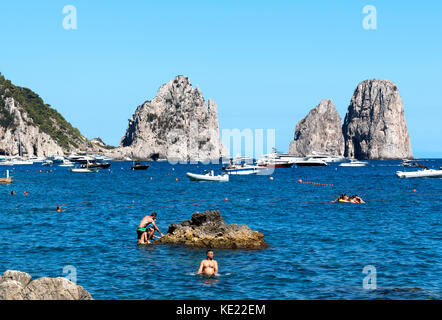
left=155, top=210, right=268, bottom=249
left=0, top=73, right=112, bottom=157
left=288, top=99, right=344, bottom=156
left=0, top=270, right=93, bottom=300
left=117, top=75, right=228, bottom=161
left=342, top=80, right=413, bottom=160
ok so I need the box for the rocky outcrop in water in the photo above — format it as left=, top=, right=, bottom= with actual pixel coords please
left=288, top=99, right=344, bottom=156
left=0, top=270, right=93, bottom=300
left=117, top=76, right=228, bottom=161
left=342, top=80, right=413, bottom=160
left=155, top=210, right=268, bottom=249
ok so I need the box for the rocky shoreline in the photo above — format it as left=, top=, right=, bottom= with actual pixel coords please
left=0, top=270, right=93, bottom=300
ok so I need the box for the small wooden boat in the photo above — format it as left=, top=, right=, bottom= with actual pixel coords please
left=186, top=172, right=229, bottom=182
left=131, top=162, right=149, bottom=170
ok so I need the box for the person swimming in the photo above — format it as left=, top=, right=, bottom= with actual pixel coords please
left=197, top=250, right=219, bottom=277
left=137, top=212, right=164, bottom=244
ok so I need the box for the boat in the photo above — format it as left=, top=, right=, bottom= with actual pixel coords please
left=222, top=164, right=266, bottom=175
left=396, top=168, right=442, bottom=178
left=8, top=157, right=33, bottom=165
left=131, top=162, right=149, bottom=170
left=58, top=160, right=75, bottom=167
left=186, top=171, right=229, bottom=182
left=401, top=159, right=425, bottom=168
left=294, top=158, right=328, bottom=167
left=70, top=138, right=99, bottom=173
left=42, top=159, right=53, bottom=166
left=70, top=167, right=99, bottom=173
left=339, top=159, right=368, bottom=167
left=81, top=162, right=111, bottom=169
left=0, top=170, right=12, bottom=184
left=306, top=153, right=347, bottom=163
left=29, top=156, right=45, bottom=163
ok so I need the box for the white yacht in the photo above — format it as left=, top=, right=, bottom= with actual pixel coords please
left=305, top=152, right=347, bottom=163
left=339, top=159, right=368, bottom=167
left=294, top=158, right=328, bottom=167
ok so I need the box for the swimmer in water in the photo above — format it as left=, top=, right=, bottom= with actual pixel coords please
left=137, top=212, right=164, bottom=244
left=10, top=191, right=15, bottom=195
left=197, top=250, right=219, bottom=277
left=56, top=206, right=62, bottom=212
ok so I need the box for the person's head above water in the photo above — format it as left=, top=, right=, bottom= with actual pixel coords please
left=206, top=249, right=214, bottom=260
left=151, top=212, right=157, bottom=219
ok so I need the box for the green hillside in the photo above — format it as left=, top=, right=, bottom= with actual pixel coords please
left=0, top=73, right=84, bottom=149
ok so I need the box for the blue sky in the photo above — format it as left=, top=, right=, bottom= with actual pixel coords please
left=0, top=1, right=441, bottom=157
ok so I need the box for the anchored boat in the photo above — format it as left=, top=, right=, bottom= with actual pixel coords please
left=396, top=168, right=442, bottom=178
left=186, top=171, right=229, bottom=182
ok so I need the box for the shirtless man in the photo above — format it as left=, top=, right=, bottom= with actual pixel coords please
left=137, top=212, right=164, bottom=244
left=197, top=250, right=219, bottom=276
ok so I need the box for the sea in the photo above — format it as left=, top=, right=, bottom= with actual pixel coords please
left=1, top=160, right=441, bottom=300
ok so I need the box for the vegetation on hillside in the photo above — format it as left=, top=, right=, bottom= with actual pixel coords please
left=0, top=73, right=83, bottom=149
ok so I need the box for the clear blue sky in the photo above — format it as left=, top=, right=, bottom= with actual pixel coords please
left=0, top=0, right=441, bottom=157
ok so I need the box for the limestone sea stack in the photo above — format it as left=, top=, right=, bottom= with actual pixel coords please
left=118, top=76, right=228, bottom=161
left=288, top=99, right=344, bottom=156
left=155, top=210, right=268, bottom=249
left=342, top=80, right=413, bottom=160
left=0, top=270, right=93, bottom=300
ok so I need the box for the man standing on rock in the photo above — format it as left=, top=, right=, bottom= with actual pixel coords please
left=197, top=250, right=219, bottom=276
left=137, top=212, right=164, bottom=244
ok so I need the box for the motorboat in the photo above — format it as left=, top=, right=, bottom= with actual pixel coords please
left=400, top=159, right=425, bottom=168
left=42, top=159, right=53, bottom=166
left=58, top=160, right=75, bottom=167
left=29, top=156, right=45, bottom=163
left=222, top=164, right=266, bottom=175
left=339, top=159, right=368, bottom=167
left=186, top=171, right=229, bottom=182
left=70, top=167, right=99, bottom=173
left=81, top=162, right=111, bottom=169
left=8, top=157, right=33, bottom=165
left=47, top=154, right=65, bottom=163
left=131, top=162, right=149, bottom=170
left=396, top=168, right=442, bottom=178
left=305, top=152, right=347, bottom=163
left=294, top=158, right=327, bottom=167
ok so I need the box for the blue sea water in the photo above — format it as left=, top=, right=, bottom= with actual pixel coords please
left=0, top=160, right=441, bottom=300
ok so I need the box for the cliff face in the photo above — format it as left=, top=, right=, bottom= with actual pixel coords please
left=118, top=75, right=228, bottom=160
left=342, top=80, right=413, bottom=160
left=288, top=99, right=344, bottom=156
left=0, top=74, right=86, bottom=157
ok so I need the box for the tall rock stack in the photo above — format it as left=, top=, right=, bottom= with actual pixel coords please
left=119, top=75, right=228, bottom=160
left=288, top=99, right=344, bottom=156
left=342, top=80, right=413, bottom=160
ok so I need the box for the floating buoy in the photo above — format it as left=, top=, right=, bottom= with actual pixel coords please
left=413, top=189, right=416, bottom=193
left=224, top=197, right=228, bottom=201
left=175, top=178, right=179, bottom=181
left=150, top=177, right=153, bottom=180
left=298, top=179, right=302, bottom=183
left=269, top=177, right=274, bottom=181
